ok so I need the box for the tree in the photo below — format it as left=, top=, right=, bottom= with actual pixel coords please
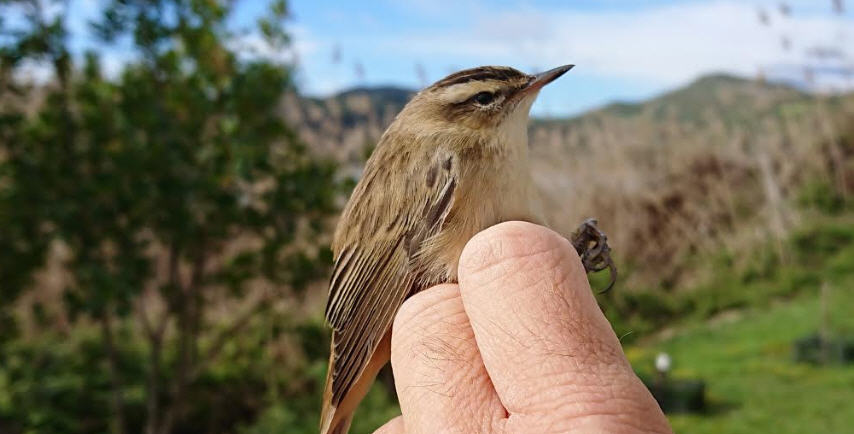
left=0, top=1, right=339, bottom=432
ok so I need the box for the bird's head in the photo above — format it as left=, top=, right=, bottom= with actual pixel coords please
left=397, top=65, right=572, bottom=146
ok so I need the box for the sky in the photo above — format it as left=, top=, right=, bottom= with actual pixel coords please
left=282, top=0, right=854, bottom=116
left=10, top=0, right=854, bottom=116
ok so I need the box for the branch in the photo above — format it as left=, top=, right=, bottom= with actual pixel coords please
left=194, top=290, right=272, bottom=379
left=156, top=290, right=270, bottom=434
left=100, top=312, right=127, bottom=434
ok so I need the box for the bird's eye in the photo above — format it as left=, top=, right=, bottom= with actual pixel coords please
left=472, top=91, right=495, bottom=105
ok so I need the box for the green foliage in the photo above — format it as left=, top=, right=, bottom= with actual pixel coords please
left=0, top=328, right=145, bottom=433
left=0, top=316, right=355, bottom=434
left=604, top=215, right=854, bottom=344
left=798, top=179, right=848, bottom=214
left=0, top=0, right=343, bottom=432
left=792, top=221, right=854, bottom=261
left=240, top=362, right=399, bottom=434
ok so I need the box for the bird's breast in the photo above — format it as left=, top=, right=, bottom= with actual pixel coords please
left=420, top=145, right=541, bottom=282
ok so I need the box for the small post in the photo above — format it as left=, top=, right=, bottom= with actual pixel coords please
left=655, top=352, right=672, bottom=385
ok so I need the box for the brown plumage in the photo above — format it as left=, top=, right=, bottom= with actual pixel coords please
left=320, top=65, right=574, bottom=434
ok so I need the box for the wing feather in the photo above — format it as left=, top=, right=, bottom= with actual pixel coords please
left=324, top=147, right=457, bottom=406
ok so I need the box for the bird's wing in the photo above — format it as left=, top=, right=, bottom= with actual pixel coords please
left=324, top=147, right=458, bottom=406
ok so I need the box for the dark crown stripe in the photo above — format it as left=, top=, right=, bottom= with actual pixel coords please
left=431, top=66, right=525, bottom=89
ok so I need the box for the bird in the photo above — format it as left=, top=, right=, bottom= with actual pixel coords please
left=319, top=65, right=615, bottom=434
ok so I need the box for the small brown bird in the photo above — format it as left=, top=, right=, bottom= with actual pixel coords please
left=320, top=65, right=615, bottom=434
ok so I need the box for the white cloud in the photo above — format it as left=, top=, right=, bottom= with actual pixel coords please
left=291, top=25, right=323, bottom=61
left=229, top=34, right=295, bottom=64
left=381, top=0, right=853, bottom=89
left=228, top=25, right=321, bottom=67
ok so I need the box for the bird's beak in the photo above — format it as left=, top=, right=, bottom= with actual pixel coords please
left=523, top=64, right=574, bottom=94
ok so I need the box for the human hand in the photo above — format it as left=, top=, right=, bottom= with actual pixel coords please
left=375, top=221, right=672, bottom=433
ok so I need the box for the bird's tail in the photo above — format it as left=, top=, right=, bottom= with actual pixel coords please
left=320, top=344, right=346, bottom=434
left=321, top=415, right=352, bottom=434
left=320, top=332, right=392, bottom=434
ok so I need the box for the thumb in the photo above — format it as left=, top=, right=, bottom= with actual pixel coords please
left=458, top=221, right=671, bottom=433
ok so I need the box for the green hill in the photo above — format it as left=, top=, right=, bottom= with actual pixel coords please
left=600, top=74, right=807, bottom=125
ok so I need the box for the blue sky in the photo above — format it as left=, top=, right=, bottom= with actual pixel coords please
left=282, top=0, right=854, bottom=116
left=11, top=0, right=854, bottom=116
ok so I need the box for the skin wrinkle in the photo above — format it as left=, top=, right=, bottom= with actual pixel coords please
left=558, top=407, right=670, bottom=434
left=399, top=317, right=470, bottom=392
left=394, top=284, right=458, bottom=331
left=381, top=223, right=671, bottom=434
left=459, top=243, right=560, bottom=290
left=512, top=342, right=632, bottom=410
left=502, top=348, right=668, bottom=428
left=500, top=359, right=625, bottom=414
left=461, top=224, right=625, bottom=388
left=459, top=230, right=562, bottom=280
left=531, top=254, right=626, bottom=373
left=461, top=223, right=664, bottom=427
left=462, top=221, right=541, bottom=259
left=549, top=376, right=640, bottom=416
left=392, top=285, right=502, bottom=434
left=526, top=264, right=580, bottom=355
left=507, top=389, right=664, bottom=434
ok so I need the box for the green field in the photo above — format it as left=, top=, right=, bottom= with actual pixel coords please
left=627, top=217, right=854, bottom=434
left=631, top=287, right=854, bottom=434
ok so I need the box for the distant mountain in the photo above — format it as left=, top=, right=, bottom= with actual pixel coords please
left=553, top=74, right=808, bottom=128
left=288, top=74, right=854, bottom=288
left=527, top=73, right=822, bottom=155
left=280, top=86, right=412, bottom=168
left=290, top=74, right=816, bottom=164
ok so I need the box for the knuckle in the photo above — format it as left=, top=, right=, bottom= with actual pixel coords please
left=393, top=284, right=459, bottom=335
left=392, top=284, right=468, bottom=368
left=575, top=331, right=626, bottom=368
left=413, top=322, right=473, bottom=368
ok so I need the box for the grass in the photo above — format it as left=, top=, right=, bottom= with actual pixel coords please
left=628, top=272, right=854, bottom=433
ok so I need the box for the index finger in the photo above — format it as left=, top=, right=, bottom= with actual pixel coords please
left=390, top=283, right=505, bottom=433
left=458, top=221, right=669, bottom=432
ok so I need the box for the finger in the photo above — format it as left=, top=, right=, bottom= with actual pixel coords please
left=373, top=415, right=405, bottom=434
left=391, top=283, right=505, bottom=434
left=459, top=221, right=669, bottom=432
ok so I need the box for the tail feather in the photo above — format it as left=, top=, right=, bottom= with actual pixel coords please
left=320, top=333, right=392, bottom=434
left=320, top=344, right=340, bottom=434
left=322, top=413, right=352, bottom=434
